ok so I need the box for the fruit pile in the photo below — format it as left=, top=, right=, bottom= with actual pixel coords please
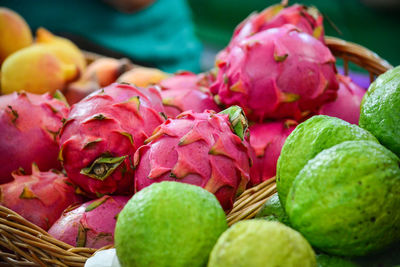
left=1, top=2, right=400, bottom=267
left=0, top=9, right=84, bottom=95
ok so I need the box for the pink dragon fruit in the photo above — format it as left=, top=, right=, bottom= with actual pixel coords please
left=159, top=71, right=217, bottom=92
left=159, top=71, right=200, bottom=91
left=249, top=120, right=298, bottom=187
left=161, top=88, right=221, bottom=118
left=217, top=3, right=324, bottom=63
left=160, top=71, right=220, bottom=118
left=59, top=83, right=165, bottom=197
left=0, top=91, right=69, bottom=184
left=48, top=195, right=129, bottom=248
left=319, top=74, right=366, bottom=124
left=211, top=24, right=339, bottom=122
left=134, top=106, right=251, bottom=211
left=0, top=164, right=82, bottom=230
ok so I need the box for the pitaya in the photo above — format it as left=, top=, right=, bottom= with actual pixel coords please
left=160, top=72, right=220, bottom=118
left=249, top=120, right=297, bottom=187
left=159, top=71, right=216, bottom=92
left=161, top=89, right=221, bottom=118
left=48, top=195, right=128, bottom=248
left=0, top=164, right=82, bottom=230
left=211, top=24, right=338, bottom=122
left=0, top=91, right=69, bottom=184
left=319, top=74, right=366, bottom=124
left=134, top=106, right=251, bottom=211
left=159, top=71, right=200, bottom=91
left=217, top=3, right=324, bottom=63
left=59, top=83, right=165, bottom=197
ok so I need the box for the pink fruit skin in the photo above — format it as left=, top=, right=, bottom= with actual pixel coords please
left=160, top=71, right=217, bottom=92
left=59, top=83, right=165, bottom=197
left=211, top=24, right=338, bottom=122
left=161, top=89, right=220, bottom=118
left=319, top=74, right=366, bottom=124
left=134, top=110, right=251, bottom=211
left=159, top=71, right=200, bottom=91
left=0, top=164, right=82, bottom=230
left=0, top=92, right=69, bottom=184
left=249, top=120, right=297, bottom=187
left=48, top=195, right=129, bottom=249
left=159, top=71, right=221, bottom=118
left=217, top=4, right=324, bottom=63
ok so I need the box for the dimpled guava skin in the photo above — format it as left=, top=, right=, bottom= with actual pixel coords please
left=115, top=182, right=227, bottom=267
left=359, top=65, right=400, bottom=157
left=208, top=220, right=317, bottom=267
left=286, top=140, right=400, bottom=256
left=277, top=115, right=377, bottom=207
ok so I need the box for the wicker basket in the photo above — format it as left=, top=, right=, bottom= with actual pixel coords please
left=0, top=36, right=392, bottom=266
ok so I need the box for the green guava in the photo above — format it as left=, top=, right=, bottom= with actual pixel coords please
left=277, top=115, right=377, bottom=207
left=114, top=182, right=227, bottom=267
left=359, top=65, right=400, bottom=157
left=286, top=140, right=400, bottom=257
left=316, top=254, right=359, bottom=267
left=208, top=220, right=317, bottom=267
left=255, top=193, right=290, bottom=226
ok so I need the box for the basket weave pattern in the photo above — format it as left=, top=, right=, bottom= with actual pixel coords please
left=0, top=36, right=392, bottom=266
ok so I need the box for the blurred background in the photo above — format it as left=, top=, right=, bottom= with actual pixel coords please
left=2, top=0, right=400, bottom=72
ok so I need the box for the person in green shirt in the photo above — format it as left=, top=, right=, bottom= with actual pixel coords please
left=2, top=0, right=202, bottom=73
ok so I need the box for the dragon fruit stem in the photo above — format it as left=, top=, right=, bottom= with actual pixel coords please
left=80, top=155, right=127, bottom=181
left=219, top=105, right=248, bottom=140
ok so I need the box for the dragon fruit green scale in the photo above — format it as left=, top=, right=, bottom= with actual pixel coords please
left=59, top=83, right=165, bottom=197
left=134, top=106, right=251, bottom=211
left=211, top=24, right=338, bottom=122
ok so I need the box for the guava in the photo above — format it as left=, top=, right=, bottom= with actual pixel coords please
left=115, top=181, right=227, bottom=267
left=286, top=140, right=400, bottom=257
left=208, top=220, right=317, bottom=267
left=277, top=115, right=377, bottom=207
left=255, top=193, right=290, bottom=226
left=359, top=65, right=400, bottom=157
left=316, top=254, right=359, bottom=267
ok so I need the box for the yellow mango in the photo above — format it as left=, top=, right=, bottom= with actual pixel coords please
left=117, top=67, right=169, bottom=87
left=65, top=73, right=100, bottom=105
left=36, top=27, right=86, bottom=74
left=0, top=8, right=33, bottom=64
left=1, top=45, right=78, bottom=94
left=83, top=57, right=130, bottom=87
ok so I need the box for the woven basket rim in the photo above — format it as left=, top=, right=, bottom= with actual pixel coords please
left=324, top=36, right=392, bottom=77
